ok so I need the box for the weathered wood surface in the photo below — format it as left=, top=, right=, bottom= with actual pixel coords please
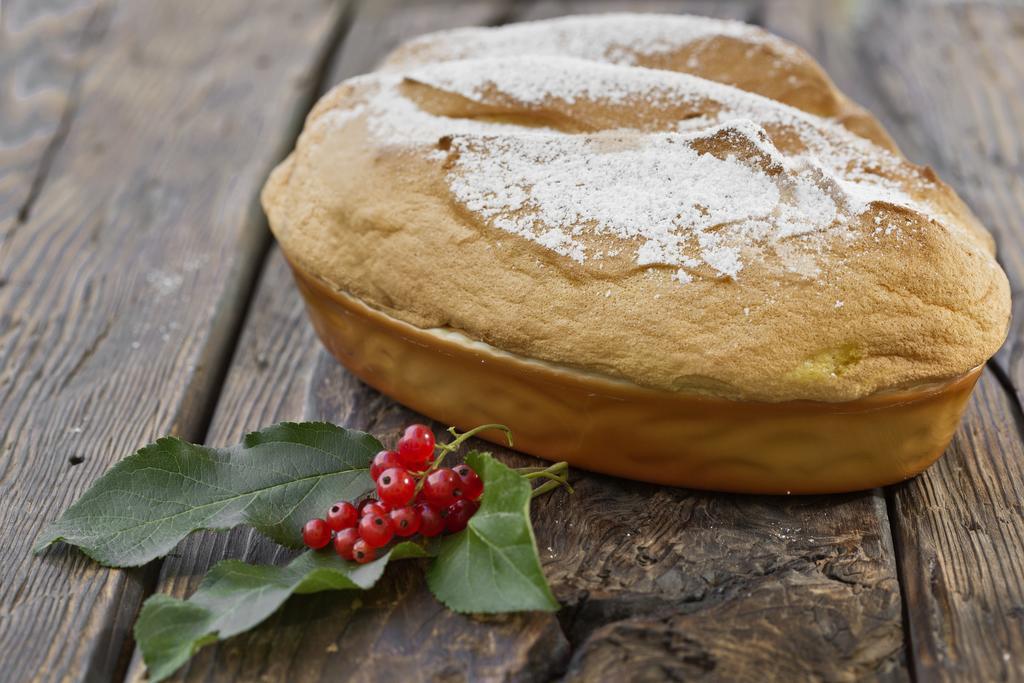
left=517, top=0, right=754, bottom=21
left=128, top=1, right=912, bottom=682
left=123, top=2, right=573, bottom=681
left=540, top=474, right=904, bottom=681
left=0, top=0, right=111, bottom=231
left=127, top=255, right=570, bottom=683
left=893, top=371, right=1024, bottom=681
left=9, top=0, right=1024, bottom=681
left=137, top=257, right=906, bottom=682
left=327, top=0, right=516, bottom=83
left=0, top=1, right=349, bottom=681
left=765, top=2, right=1024, bottom=680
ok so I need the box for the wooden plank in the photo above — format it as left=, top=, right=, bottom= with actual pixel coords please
left=124, top=2, right=572, bottom=681
left=546, top=475, right=906, bottom=681
left=140, top=256, right=908, bottom=682
left=516, top=0, right=755, bottom=21
left=133, top=1, right=910, bottom=681
left=892, top=371, right=1024, bottom=681
left=327, top=0, right=515, bottom=83
left=0, top=0, right=111, bottom=230
left=519, top=2, right=903, bottom=679
left=0, top=2, right=349, bottom=681
left=764, top=2, right=1024, bottom=680
left=127, top=255, right=569, bottom=683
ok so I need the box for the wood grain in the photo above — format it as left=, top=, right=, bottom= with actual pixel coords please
left=540, top=474, right=905, bottom=681
left=765, top=2, right=1024, bottom=680
left=141, top=260, right=907, bottom=682
left=122, top=2, right=574, bottom=681
left=0, top=2, right=349, bottom=681
left=130, top=264, right=570, bottom=682
left=516, top=0, right=755, bottom=21
left=0, top=0, right=112, bottom=231
left=892, top=371, right=1024, bottom=681
left=127, top=1, right=914, bottom=682
left=327, top=0, right=516, bottom=83
left=520, top=2, right=904, bottom=679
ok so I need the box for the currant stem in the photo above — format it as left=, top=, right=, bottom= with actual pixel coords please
left=531, top=479, right=563, bottom=498
left=518, top=461, right=569, bottom=478
left=522, top=469, right=568, bottom=483
left=413, top=423, right=514, bottom=494
left=430, top=423, right=513, bottom=471
left=528, top=471, right=574, bottom=493
left=523, top=471, right=569, bottom=484
left=526, top=461, right=573, bottom=497
left=447, top=423, right=514, bottom=449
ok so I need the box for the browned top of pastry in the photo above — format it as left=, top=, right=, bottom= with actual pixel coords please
left=262, top=14, right=1009, bottom=402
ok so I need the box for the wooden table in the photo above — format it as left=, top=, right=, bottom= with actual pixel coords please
left=3, top=0, right=1023, bottom=681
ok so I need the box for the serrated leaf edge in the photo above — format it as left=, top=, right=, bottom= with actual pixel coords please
left=33, top=422, right=381, bottom=564
left=137, top=542, right=430, bottom=682
left=425, top=453, right=559, bottom=614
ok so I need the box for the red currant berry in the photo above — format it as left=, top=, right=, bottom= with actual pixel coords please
left=302, top=518, right=332, bottom=549
left=333, top=527, right=359, bottom=560
left=359, top=511, right=394, bottom=548
left=376, top=467, right=416, bottom=507
left=358, top=500, right=389, bottom=517
left=326, top=501, right=358, bottom=531
left=370, top=450, right=402, bottom=481
left=389, top=506, right=421, bottom=537
left=454, top=464, right=484, bottom=501
left=443, top=499, right=478, bottom=533
left=415, top=502, right=445, bottom=537
left=397, top=424, right=435, bottom=470
left=423, top=468, right=459, bottom=507
left=352, top=538, right=376, bottom=564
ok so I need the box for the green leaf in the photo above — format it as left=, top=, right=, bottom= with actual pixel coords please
left=34, top=422, right=379, bottom=566
left=135, top=542, right=429, bottom=682
left=426, top=452, right=559, bottom=613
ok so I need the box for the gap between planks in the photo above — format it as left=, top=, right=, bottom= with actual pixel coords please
left=133, top=2, right=909, bottom=683
left=107, top=3, right=365, bottom=680
left=764, top=2, right=1024, bottom=681
left=0, top=2, right=357, bottom=682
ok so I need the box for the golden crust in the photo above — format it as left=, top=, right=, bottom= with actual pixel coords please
left=262, top=14, right=1010, bottom=402
left=381, top=13, right=897, bottom=150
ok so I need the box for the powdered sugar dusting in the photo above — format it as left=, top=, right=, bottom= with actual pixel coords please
left=408, top=56, right=710, bottom=106
left=319, top=17, right=941, bottom=284
left=451, top=126, right=794, bottom=276
left=353, top=73, right=555, bottom=146
left=384, top=13, right=798, bottom=69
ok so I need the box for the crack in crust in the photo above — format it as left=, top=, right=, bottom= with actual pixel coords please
left=262, top=13, right=1010, bottom=402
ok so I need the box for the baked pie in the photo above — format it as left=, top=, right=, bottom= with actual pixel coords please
left=262, top=14, right=1010, bottom=493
